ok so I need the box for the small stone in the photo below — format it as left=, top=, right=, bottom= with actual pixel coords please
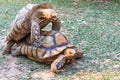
left=2, top=29, right=6, bottom=32
left=113, top=65, right=120, bottom=69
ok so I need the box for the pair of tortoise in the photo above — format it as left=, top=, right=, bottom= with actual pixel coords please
left=3, top=3, right=83, bottom=74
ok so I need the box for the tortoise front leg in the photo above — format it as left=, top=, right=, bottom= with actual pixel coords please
left=30, top=20, right=40, bottom=46
left=51, top=55, right=67, bottom=73
left=3, top=40, right=15, bottom=54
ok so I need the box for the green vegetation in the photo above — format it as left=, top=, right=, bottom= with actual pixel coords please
left=0, top=0, right=120, bottom=79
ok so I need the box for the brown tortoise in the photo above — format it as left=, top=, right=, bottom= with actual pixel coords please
left=12, top=30, right=83, bottom=73
left=3, top=3, right=61, bottom=54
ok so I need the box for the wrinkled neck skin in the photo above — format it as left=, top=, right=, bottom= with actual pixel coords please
left=29, top=17, right=50, bottom=30
left=31, top=17, right=41, bottom=23
left=29, top=9, right=52, bottom=27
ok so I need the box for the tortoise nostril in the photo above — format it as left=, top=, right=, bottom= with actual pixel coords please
left=52, top=15, right=56, bottom=18
left=52, top=13, right=58, bottom=18
left=52, top=15, right=57, bottom=19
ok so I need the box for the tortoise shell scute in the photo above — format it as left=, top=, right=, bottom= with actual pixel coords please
left=40, top=31, right=69, bottom=49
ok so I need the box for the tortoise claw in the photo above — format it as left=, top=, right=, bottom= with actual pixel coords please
left=50, top=72, right=56, bottom=76
left=56, top=69, right=66, bottom=73
left=2, top=50, right=11, bottom=55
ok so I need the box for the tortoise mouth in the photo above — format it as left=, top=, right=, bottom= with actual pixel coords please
left=51, top=17, right=59, bottom=22
left=66, top=55, right=75, bottom=59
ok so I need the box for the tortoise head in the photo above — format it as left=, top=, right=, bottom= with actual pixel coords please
left=37, top=8, right=58, bottom=22
left=30, top=3, right=59, bottom=23
left=64, top=47, right=76, bottom=59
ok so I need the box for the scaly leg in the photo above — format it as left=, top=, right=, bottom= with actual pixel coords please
left=11, top=46, right=22, bottom=57
left=11, top=50, right=21, bottom=57
left=30, top=20, right=40, bottom=45
left=51, top=55, right=66, bottom=73
left=3, top=40, right=15, bottom=54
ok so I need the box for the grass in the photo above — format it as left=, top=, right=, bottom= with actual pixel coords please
left=0, top=0, right=120, bottom=80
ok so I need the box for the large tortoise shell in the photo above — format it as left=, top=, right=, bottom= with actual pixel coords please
left=6, top=4, right=35, bottom=42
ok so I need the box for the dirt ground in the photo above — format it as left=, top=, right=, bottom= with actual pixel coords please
left=0, top=54, right=56, bottom=80
left=0, top=39, right=26, bottom=80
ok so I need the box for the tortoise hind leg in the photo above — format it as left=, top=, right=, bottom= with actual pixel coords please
left=51, top=55, right=67, bottom=73
left=11, top=50, right=21, bottom=57
left=3, top=40, right=15, bottom=54
left=11, top=46, right=22, bottom=57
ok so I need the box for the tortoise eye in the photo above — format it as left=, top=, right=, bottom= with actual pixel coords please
left=37, top=12, right=45, bottom=20
left=69, top=52, right=72, bottom=54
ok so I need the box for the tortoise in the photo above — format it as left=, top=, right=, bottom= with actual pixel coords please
left=12, top=30, right=83, bottom=73
left=3, top=3, right=61, bottom=54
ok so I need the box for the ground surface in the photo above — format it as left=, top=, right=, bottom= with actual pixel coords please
left=0, top=0, right=120, bottom=80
